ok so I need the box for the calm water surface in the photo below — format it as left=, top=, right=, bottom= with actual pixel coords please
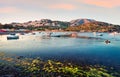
left=0, top=32, right=120, bottom=68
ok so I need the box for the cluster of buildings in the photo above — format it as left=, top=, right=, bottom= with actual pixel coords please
left=0, top=29, right=28, bottom=32
left=11, top=19, right=61, bottom=27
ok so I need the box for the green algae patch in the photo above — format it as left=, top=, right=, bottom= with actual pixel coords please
left=0, top=53, right=118, bottom=77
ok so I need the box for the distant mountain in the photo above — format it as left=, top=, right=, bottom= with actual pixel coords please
left=10, top=18, right=97, bottom=27
left=70, top=19, right=96, bottom=26
left=11, top=19, right=69, bottom=28
left=67, top=20, right=120, bottom=32
left=9, top=18, right=117, bottom=28
left=1, top=18, right=120, bottom=32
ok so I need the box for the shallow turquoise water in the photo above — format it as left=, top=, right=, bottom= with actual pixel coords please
left=0, top=32, right=120, bottom=68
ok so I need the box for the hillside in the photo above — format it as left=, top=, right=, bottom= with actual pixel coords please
left=11, top=19, right=69, bottom=27
left=70, top=19, right=96, bottom=26
left=66, top=21, right=120, bottom=32
left=0, top=18, right=120, bottom=32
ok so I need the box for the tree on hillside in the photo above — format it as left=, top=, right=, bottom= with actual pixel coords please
left=3, top=24, right=14, bottom=29
left=0, top=23, right=3, bottom=29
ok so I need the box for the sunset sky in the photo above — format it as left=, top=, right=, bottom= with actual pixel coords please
left=0, top=0, right=120, bottom=24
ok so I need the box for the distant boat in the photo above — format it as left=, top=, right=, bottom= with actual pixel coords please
left=7, top=33, right=19, bottom=40
left=32, top=32, right=36, bottom=35
left=97, top=34, right=103, bottom=36
left=0, top=29, right=7, bottom=32
left=49, top=33, right=71, bottom=37
left=49, top=32, right=71, bottom=37
left=109, top=32, right=119, bottom=36
left=0, top=29, right=7, bottom=34
left=93, top=32, right=96, bottom=36
left=20, top=32, right=25, bottom=35
left=105, top=40, right=111, bottom=44
left=49, top=33, right=61, bottom=37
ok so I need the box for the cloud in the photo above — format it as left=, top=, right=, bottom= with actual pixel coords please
left=0, top=7, right=21, bottom=13
left=0, top=0, right=77, bottom=10
left=78, top=0, right=120, bottom=8
left=49, top=3, right=76, bottom=10
left=1, top=0, right=119, bottom=8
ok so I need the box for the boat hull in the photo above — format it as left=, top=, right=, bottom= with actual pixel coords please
left=7, top=36, right=19, bottom=40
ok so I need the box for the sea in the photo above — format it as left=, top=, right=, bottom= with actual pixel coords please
left=0, top=32, right=120, bottom=69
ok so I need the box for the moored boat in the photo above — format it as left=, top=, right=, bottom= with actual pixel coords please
left=105, top=40, right=111, bottom=44
left=49, top=32, right=71, bottom=37
left=97, top=34, right=103, bottom=36
left=7, top=33, right=19, bottom=40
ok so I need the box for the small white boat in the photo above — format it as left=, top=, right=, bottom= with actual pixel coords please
left=7, top=33, right=19, bottom=40
left=50, top=32, right=71, bottom=37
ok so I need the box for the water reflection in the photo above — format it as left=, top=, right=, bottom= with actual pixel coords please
left=0, top=32, right=120, bottom=69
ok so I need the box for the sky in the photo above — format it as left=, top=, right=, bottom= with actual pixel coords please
left=0, top=0, right=120, bottom=25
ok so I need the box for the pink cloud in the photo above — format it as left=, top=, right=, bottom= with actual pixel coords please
left=50, top=3, right=76, bottom=10
left=78, top=0, right=120, bottom=8
left=0, top=7, right=20, bottom=13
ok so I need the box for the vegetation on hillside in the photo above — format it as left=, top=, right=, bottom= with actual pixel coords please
left=0, top=20, right=120, bottom=32
left=0, top=24, right=25, bottom=29
left=0, top=21, right=70, bottom=31
left=66, top=22, right=120, bottom=32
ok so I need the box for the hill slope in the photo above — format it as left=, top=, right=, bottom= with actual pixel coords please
left=67, top=21, right=120, bottom=32
left=70, top=19, right=96, bottom=26
left=1, top=18, right=120, bottom=32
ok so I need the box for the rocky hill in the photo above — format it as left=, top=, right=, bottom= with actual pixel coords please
left=66, top=21, right=120, bottom=32
left=11, top=19, right=69, bottom=27
left=9, top=18, right=97, bottom=27
left=70, top=19, right=96, bottom=26
left=1, top=18, right=120, bottom=32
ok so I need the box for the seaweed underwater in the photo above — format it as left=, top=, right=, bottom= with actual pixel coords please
left=0, top=52, right=119, bottom=77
